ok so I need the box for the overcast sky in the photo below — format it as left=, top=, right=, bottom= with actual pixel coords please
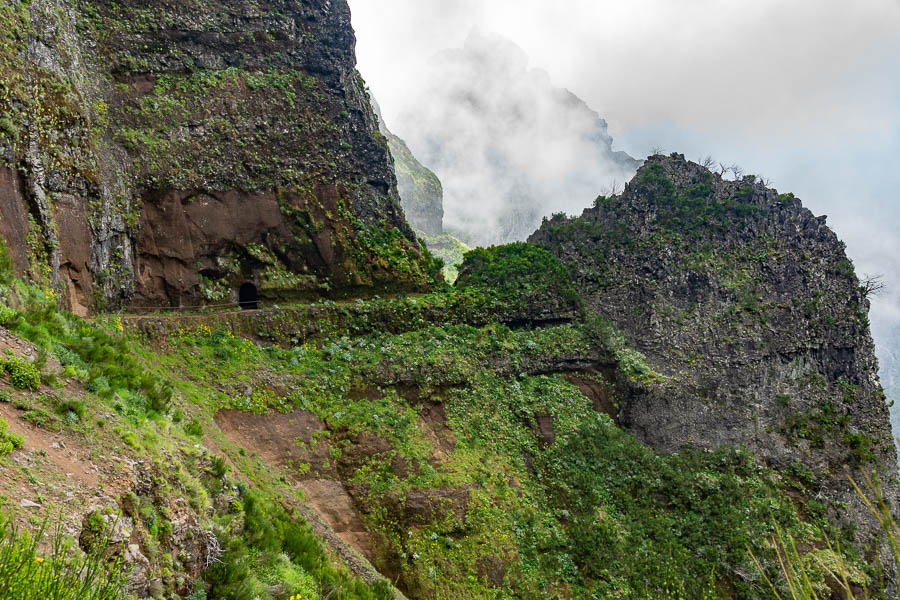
left=348, top=0, right=900, bottom=338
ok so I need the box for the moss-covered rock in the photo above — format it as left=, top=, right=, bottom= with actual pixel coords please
left=456, top=242, right=582, bottom=323
left=530, top=153, right=898, bottom=562
left=0, top=0, right=436, bottom=314
left=374, top=101, right=444, bottom=236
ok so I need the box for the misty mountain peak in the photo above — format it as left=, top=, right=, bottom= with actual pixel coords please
left=456, top=29, right=530, bottom=75
left=395, top=30, right=640, bottom=246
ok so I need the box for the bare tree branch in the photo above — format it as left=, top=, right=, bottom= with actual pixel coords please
left=205, top=530, right=223, bottom=568
left=861, top=274, right=887, bottom=298
left=700, top=155, right=716, bottom=169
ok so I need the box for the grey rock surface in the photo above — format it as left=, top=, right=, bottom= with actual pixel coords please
left=531, top=153, right=899, bottom=560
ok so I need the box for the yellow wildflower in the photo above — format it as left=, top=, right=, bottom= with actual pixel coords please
left=35, top=556, right=44, bottom=563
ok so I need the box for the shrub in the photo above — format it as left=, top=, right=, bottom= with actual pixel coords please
left=456, top=242, right=582, bottom=316
left=54, top=397, right=86, bottom=424
left=1, top=355, right=41, bottom=390
left=0, top=511, right=128, bottom=600
left=0, top=417, right=24, bottom=456
left=0, top=116, right=18, bottom=140
left=184, top=419, right=204, bottom=438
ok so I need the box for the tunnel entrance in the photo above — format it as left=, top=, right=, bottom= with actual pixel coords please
left=238, top=283, right=258, bottom=310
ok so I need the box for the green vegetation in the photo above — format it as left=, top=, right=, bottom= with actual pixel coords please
left=208, top=487, right=392, bottom=600
left=0, top=286, right=173, bottom=414
left=0, top=511, right=128, bottom=600
left=456, top=242, right=583, bottom=318
left=1, top=354, right=41, bottom=390
left=419, top=232, right=470, bottom=282
left=750, top=474, right=898, bottom=600
left=531, top=423, right=826, bottom=598
left=0, top=272, right=399, bottom=597
left=0, top=416, right=24, bottom=457
left=635, top=161, right=763, bottom=238
left=352, top=219, right=444, bottom=287
left=145, top=297, right=860, bottom=599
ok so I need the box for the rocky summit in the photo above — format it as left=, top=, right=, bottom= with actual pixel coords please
left=531, top=153, right=898, bottom=559
left=0, top=3, right=898, bottom=600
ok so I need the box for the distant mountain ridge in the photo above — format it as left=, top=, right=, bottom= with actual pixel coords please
left=373, top=100, right=444, bottom=236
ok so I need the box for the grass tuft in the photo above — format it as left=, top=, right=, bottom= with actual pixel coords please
left=0, top=510, right=129, bottom=600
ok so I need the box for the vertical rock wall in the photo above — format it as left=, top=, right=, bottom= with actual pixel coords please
left=0, top=0, right=435, bottom=313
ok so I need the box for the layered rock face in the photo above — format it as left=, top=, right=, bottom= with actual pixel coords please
left=0, top=0, right=434, bottom=314
left=531, top=154, right=898, bottom=544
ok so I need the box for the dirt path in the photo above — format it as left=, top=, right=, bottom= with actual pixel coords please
left=0, top=389, right=135, bottom=539
left=109, top=293, right=427, bottom=322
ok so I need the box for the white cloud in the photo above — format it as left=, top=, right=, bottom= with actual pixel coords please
left=351, top=0, right=900, bottom=143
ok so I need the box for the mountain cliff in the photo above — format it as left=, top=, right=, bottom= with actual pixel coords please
left=531, top=153, right=898, bottom=551
left=373, top=101, right=443, bottom=236
left=0, top=0, right=437, bottom=315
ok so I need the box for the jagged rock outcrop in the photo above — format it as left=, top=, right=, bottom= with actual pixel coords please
left=395, top=30, right=640, bottom=246
left=531, top=153, right=899, bottom=554
left=373, top=100, right=443, bottom=236
left=0, top=0, right=435, bottom=314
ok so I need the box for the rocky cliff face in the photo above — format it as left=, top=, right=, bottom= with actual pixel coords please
left=0, top=0, right=435, bottom=315
left=373, top=101, right=443, bottom=236
left=531, top=154, right=899, bottom=547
